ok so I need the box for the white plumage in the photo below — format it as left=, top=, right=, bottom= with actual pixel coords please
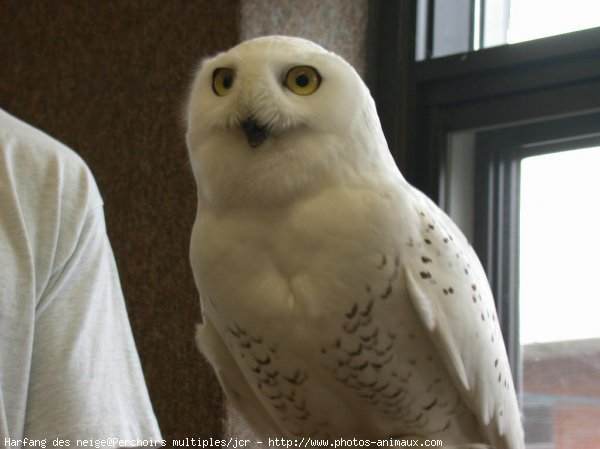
left=186, top=36, right=525, bottom=449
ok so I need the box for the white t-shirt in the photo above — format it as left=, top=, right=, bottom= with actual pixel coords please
left=0, top=109, right=163, bottom=448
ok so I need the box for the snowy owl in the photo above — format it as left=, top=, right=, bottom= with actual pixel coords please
left=185, top=36, right=525, bottom=449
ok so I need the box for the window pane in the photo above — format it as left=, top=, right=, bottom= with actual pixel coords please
left=519, top=147, right=600, bottom=448
left=418, top=0, right=600, bottom=59
left=508, top=0, right=600, bottom=44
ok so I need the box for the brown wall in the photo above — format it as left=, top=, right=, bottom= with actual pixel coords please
left=0, top=1, right=368, bottom=446
left=0, top=1, right=239, bottom=444
left=522, top=340, right=600, bottom=448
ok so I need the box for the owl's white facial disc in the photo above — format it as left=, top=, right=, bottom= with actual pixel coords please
left=186, top=36, right=389, bottom=207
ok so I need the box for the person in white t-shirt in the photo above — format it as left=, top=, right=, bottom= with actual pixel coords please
left=0, top=108, right=163, bottom=448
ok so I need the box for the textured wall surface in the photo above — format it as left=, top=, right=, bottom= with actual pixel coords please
left=0, top=0, right=370, bottom=445
left=241, top=0, right=368, bottom=78
left=0, top=1, right=239, bottom=445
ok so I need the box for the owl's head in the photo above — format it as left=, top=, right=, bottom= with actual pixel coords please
left=186, top=36, right=393, bottom=207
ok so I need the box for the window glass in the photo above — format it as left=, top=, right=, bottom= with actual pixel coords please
left=519, top=147, right=600, bottom=448
left=417, top=0, right=600, bottom=59
left=508, top=0, right=600, bottom=44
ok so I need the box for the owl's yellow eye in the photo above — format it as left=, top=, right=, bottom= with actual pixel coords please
left=285, top=66, right=321, bottom=95
left=212, top=68, right=235, bottom=96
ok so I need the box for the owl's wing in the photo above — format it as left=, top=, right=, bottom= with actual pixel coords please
left=402, top=191, right=524, bottom=449
left=196, top=315, right=284, bottom=438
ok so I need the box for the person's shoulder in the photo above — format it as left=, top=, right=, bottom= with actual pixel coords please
left=0, top=108, right=102, bottom=210
left=0, top=108, right=92, bottom=179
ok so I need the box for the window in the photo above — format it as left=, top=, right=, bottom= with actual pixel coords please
left=469, top=117, right=600, bottom=448
left=416, top=0, right=600, bottom=59
left=519, top=146, right=600, bottom=345
left=508, top=0, right=600, bottom=44
left=367, top=1, right=600, bottom=448
left=520, top=146, right=600, bottom=448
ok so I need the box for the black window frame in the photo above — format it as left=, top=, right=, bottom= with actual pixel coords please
left=366, top=0, right=600, bottom=390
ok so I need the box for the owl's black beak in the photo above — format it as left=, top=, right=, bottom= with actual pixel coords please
left=241, top=119, right=269, bottom=148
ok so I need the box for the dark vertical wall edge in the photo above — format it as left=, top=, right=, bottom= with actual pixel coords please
left=366, top=0, right=417, bottom=178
